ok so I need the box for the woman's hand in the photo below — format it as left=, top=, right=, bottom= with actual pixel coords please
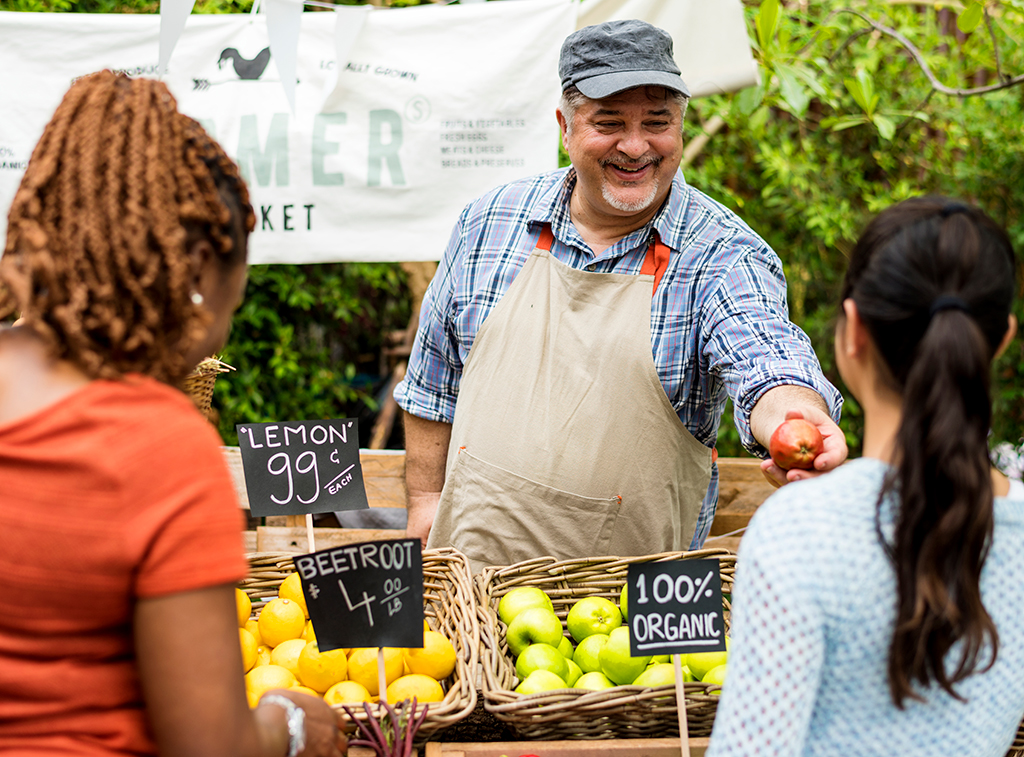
left=265, top=689, right=348, bottom=757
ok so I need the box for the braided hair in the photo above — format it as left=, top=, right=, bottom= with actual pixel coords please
left=840, top=196, right=1017, bottom=707
left=1, top=69, right=255, bottom=385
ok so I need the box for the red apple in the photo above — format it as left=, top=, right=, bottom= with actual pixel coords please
left=769, top=419, right=824, bottom=470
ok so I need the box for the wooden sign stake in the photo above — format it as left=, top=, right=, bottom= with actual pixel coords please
left=377, top=648, right=388, bottom=704
left=673, top=654, right=691, bottom=757
left=305, top=513, right=315, bottom=553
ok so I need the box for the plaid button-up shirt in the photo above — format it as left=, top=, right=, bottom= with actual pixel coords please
left=395, top=167, right=842, bottom=547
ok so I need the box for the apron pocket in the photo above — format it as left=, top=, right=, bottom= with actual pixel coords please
left=444, top=449, right=623, bottom=568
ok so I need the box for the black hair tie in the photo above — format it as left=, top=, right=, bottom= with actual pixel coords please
left=939, top=202, right=970, bottom=218
left=929, top=294, right=970, bottom=318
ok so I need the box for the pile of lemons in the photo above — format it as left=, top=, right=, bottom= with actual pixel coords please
left=236, top=573, right=457, bottom=709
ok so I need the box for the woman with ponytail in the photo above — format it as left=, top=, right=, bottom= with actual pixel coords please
left=0, top=71, right=346, bottom=757
left=708, top=196, right=1024, bottom=756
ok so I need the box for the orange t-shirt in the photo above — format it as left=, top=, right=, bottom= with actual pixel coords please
left=0, top=376, right=249, bottom=756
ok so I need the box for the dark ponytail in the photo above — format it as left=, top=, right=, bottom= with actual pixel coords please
left=840, top=196, right=1017, bottom=707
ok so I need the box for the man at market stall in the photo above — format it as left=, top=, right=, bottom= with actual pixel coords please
left=394, top=19, right=846, bottom=571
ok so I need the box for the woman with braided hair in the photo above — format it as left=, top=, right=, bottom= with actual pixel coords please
left=708, top=197, right=1024, bottom=756
left=0, top=71, right=346, bottom=757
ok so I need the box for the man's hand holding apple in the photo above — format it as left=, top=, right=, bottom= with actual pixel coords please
left=760, top=408, right=846, bottom=487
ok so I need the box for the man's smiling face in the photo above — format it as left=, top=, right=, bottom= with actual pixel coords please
left=559, top=86, right=684, bottom=223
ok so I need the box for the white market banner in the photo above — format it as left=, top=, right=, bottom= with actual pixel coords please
left=0, top=0, right=756, bottom=265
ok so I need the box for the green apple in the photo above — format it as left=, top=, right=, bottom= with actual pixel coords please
left=564, top=658, right=583, bottom=687
left=498, top=587, right=554, bottom=626
left=572, top=632, right=609, bottom=674
left=515, top=643, right=569, bottom=682
left=631, top=662, right=676, bottom=688
left=599, top=626, right=650, bottom=685
left=682, top=637, right=729, bottom=680
left=556, top=635, right=574, bottom=659
left=649, top=654, right=670, bottom=665
left=514, top=669, right=566, bottom=695
left=619, top=582, right=628, bottom=621
left=573, top=671, right=616, bottom=690
left=505, top=607, right=564, bottom=657
left=702, top=663, right=727, bottom=694
left=566, top=596, right=622, bottom=643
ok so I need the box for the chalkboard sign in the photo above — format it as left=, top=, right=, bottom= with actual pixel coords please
left=237, top=418, right=370, bottom=517
left=293, top=539, right=424, bottom=651
left=626, top=559, right=726, bottom=657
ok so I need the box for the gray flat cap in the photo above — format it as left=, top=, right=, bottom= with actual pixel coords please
left=559, top=19, right=690, bottom=99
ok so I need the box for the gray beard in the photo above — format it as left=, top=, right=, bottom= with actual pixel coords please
left=601, top=176, right=660, bottom=213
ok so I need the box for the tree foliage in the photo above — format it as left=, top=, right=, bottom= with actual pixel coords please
left=682, top=0, right=1024, bottom=457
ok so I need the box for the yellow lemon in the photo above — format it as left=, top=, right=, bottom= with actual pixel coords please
left=270, top=638, right=308, bottom=678
left=258, top=598, right=306, bottom=648
left=324, top=680, right=373, bottom=706
left=245, top=664, right=297, bottom=708
left=244, top=618, right=263, bottom=646
left=403, top=631, right=457, bottom=681
left=236, top=588, right=252, bottom=627
left=255, top=646, right=272, bottom=667
left=385, top=673, right=444, bottom=704
left=239, top=628, right=259, bottom=673
left=347, top=647, right=404, bottom=697
left=297, top=641, right=349, bottom=694
left=278, top=572, right=309, bottom=619
left=301, top=620, right=316, bottom=642
left=290, top=685, right=320, bottom=697
left=423, top=619, right=432, bottom=633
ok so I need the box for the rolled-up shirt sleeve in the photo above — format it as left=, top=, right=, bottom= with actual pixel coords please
left=394, top=216, right=466, bottom=424
left=701, top=242, right=842, bottom=456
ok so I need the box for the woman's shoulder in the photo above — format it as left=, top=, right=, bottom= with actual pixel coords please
left=751, top=459, right=887, bottom=526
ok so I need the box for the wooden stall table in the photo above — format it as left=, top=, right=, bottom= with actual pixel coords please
left=223, top=447, right=774, bottom=555
left=350, top=738, right=710, bottom=756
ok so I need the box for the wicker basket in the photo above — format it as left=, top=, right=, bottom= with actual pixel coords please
left=1009, top=722, right=1024, bottom=757
left=477, top=548, right=736, bottom=741
left=181, top=356, right=233, bottom=421
left=241, top=548, right=479, bottom=743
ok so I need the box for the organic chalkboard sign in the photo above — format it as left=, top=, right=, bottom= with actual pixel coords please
left=237, top=418, right=370, bottom=517
left=626, top=559, right=726, bottom=657
left=293, top=539, right=424, bottom=651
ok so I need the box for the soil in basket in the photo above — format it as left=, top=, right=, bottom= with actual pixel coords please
left=433, top=694, right=516, bottom=743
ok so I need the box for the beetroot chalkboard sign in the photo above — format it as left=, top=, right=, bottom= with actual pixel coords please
left=294, top=539, right=424, bottom=650
left=237, top=418, right=370, bottom=517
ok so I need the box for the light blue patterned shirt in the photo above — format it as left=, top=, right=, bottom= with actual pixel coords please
left=394, top=167, right=841, bottom=547
left=708, top=458, right=1024, bottom=756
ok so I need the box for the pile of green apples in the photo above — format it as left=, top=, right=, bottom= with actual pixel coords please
left=497, top=585, right=728, bottom=695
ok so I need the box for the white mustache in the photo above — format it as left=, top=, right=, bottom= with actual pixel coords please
left=601, top=156, right=661, bottom=172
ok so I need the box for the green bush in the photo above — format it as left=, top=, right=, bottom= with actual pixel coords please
left=686, top=0, right=1024, bottom=458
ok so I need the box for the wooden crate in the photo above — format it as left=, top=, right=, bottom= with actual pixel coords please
left=225, top=448, right=771, bottom=554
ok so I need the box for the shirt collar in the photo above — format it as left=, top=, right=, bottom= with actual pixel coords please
left=527, top=167, right=692, bottom=253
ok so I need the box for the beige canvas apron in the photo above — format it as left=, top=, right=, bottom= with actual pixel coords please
left=426, top=226, right=712, bottom=572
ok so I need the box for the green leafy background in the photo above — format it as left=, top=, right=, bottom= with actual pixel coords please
left=5, top=0, right=1023, bottom=461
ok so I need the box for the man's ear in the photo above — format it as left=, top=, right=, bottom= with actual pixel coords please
left=556, top=108, right=570, bottom=147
